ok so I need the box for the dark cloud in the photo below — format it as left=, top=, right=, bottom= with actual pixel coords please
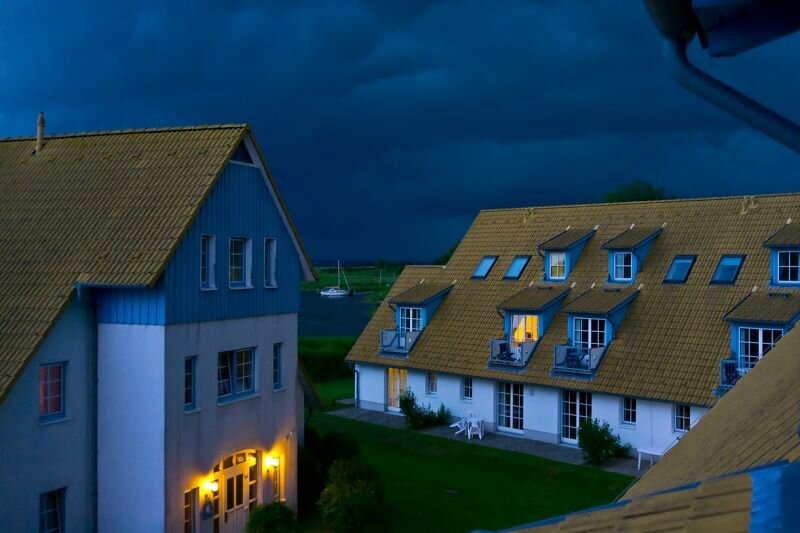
left=1, top=0, right=798, bottom=261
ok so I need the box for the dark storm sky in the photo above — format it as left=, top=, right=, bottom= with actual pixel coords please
left=1, top=1, right=798, bottom=262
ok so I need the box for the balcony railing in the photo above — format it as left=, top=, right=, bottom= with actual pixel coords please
left=715, top=356, right=745, bottom=396
left=489, top=339, right=537, bottom=367
left=380, top=329, right=421, bottom=355
left=553, top=343, right=610, bottom=375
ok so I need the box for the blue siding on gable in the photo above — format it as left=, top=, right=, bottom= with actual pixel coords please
left=96, top=162, right=301, bottom=325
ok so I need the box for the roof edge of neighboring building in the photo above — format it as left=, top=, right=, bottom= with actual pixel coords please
left=0, top=123, right=248, bottom=142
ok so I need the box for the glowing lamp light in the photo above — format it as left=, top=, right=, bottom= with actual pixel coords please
left=247, top=456, right=257, bottom=466
left=265, top=456, right=280, bottom=468
left=202, top=480, right=219, bottom=493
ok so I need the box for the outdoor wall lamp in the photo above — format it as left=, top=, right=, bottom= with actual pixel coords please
left=265, top=456, right=280, bottom=468
left=202, top=480, right=219, bottom=493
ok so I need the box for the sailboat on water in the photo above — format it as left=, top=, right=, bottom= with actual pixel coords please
left=320, top=261, right=353, bottom=297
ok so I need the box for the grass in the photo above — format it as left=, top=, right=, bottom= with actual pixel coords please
left=301, top=265, right=403, bottom=301
left=300, top=414, right=634, bottom=532
left=313, top=378, right=353, bottom=410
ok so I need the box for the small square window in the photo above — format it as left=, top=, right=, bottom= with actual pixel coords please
left=472, top=256, right=498, bottom=279
left=229, top=237, right=253, bottom=288
left=622, top=397, right=636, bottom=425
left=674, top=404, right=691, bottom=432
left=663, top=255, right=696, bottom=284
left=462, top=377, right=473, bottom=400
left=426, top=372, right=437, bottom=395
left=504, top=256, right=530, bottom=280
left=777, top=250, right=799, bottom=284
left=548, top=252, right=566, bottom=280
left=612, top=252, right=633, bottom=281
left=39, top=363, right=65, bottom=420
left=711, top=255, right=744, bottom=284
left=264, top=238, right=277, bottom=287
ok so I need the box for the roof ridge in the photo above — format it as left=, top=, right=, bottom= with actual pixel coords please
left=478, top=192, right=800, bottom=213
left=0, top=123, right=248, bottom=142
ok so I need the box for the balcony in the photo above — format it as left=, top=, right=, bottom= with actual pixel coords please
left=489, top=339, right=537, bottom=368
left=552, top=343, right=610, bottom=376
left=380, top=329, right=421, bottom=356
left=715, top=357, right=744, bottom=396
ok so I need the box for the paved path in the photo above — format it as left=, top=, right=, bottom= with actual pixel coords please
left=326, top=406, right=647, bottom=478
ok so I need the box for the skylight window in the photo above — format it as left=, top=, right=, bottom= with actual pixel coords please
left=711, top=255, right=744, bottom=284
left=472, top=256, right=498, bottom=279
left=664, top=255, right=696, bottom=284
left=504, top=256, right=530, bottom=280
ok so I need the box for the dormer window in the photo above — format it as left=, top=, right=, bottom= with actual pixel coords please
left=380, top=282, right=452, bottom=355
left=738, top=327, right=782, bottom=370
left=472, top=256, right=498, bottom=279
left=548, top=253, right=566, bottom=280
left=399, top=306, right=422, bottom=333
left=763, top=224, right=800, bottom=286
left=504, top=256, right=531, bottom=280
left=777, top=251, right=799, bottom=283
left=511, top=314, right=539, bottom=342
left=574, top=317, right=606, bottom=350
left=538, top=228, right=596, bottom=282
left=612, top=252, right=633, bottom=282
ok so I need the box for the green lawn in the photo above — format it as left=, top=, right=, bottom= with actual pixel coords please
left=301, top=414, right=634, bottom=532
left=313, top=378, right=353, bottom=410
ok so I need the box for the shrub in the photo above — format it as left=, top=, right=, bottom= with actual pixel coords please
left=297, top=446, right=325, bottom=519
left=318, top=458, right=384, bottom=532
left=319, top=431, right=360, bottom=470
left=398, top=390, right=450, bottom=430
left=245, top=501, right=297, bottom=533
left=578, top=417, right=631, bottom=465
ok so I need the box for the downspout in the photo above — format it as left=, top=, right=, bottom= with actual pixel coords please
left=662, top=38, right=800, bottom=153
left=351, top=363, right=360, bottom=408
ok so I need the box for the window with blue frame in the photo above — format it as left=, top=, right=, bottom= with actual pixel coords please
left=184, top=356, right=197, bottom=411
left=218, top=348, right=254, bottom=400
left=738, top=327, right=782, bottom=370
left=573, top=317, right=606, bottom=349
left=273, top=343, right=283, bottom=390
left=547, top=252, right=567, bottom=281
left=200, top=234, right=216, bottom=289
left=472, top=256, right=498, bottom=279
left=229, top=237, right=253, bottom=288
left=664, top=255, right=696, bottom=284
left=777, top=250, right=800, bottom=284
left=612, top=252, right=633, bottom=282
left=39, top=363, right=65, bottom=421
left=711, top=255, right=744, bottom=284
left=504, top=256, right=530, bottom=279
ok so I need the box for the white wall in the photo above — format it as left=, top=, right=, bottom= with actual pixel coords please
left=0, top=298, right=95, bottom=532
left=98, top=323, right=166, bottom=533
left=355, top=364, right=385, bottom=411
left=524, top=386, right=560, bottom=443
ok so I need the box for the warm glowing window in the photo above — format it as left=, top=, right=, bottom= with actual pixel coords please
left=549, top=252, right=566, bottom=280
left=511, top=314, right=539, bottom=342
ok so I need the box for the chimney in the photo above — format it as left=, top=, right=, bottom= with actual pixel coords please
left=35, top=112, right=45, bottom=154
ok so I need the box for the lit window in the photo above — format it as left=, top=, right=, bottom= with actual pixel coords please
left=548, top=252, right=566, bottom=280
left=184, top=489, right=195, bottom=533
left=39, top=363, right=65, bottom=420
left=777, top=251, right=800, bottom=283
left=273, top=343, right=283, bottom=390
left=462, top=377, right=473, bottom=400
left=738, top=327, right=782, bottom=370
left=264, top=238, right=277, bottom=287
left=573, top=317, right=606, bottom=350
left=472, top=256, right=498, bottom=279
left=399, top=307, right=422, bottom=332
left=622, top=397, right=636, bottom=425
left=184, top=356, right=197, bottom=411
left=511, top=314, right=539, bottom=342
left=200, top=235, right=216, bottom=289
left=504, top=256, right=530, bottom=279
left=711, top=255, right=744, bottom=284
left=664, top=255, right=695, bottom=283
left=426, top=372, right=437, bottom=395
left=612, top=252, right=633, bottom=281
left=218, top=348, right=254, bottom=399
left=674, top=404, right=691, bottom=432
left=229, top=237, right=253, bottom=288
left=40, top=488, right=65, bottom=533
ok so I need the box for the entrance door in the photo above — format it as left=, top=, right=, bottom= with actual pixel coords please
left=561, top=390, right=592, bottom=444
left=497, top=382, right=524, bottom=433
left=214, top=452, right=259, bottom=533
left=387, top=368, right=408, bottom=412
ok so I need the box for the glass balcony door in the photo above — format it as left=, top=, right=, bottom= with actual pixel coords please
left=387, top=368, right=408, bottom=412
left=561, top=389, right=592, bottom=444
left=497, top=382, right=524, bottom=433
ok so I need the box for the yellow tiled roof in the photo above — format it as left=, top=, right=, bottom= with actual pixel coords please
left=763, top=222, right=800, bottom=247
left=539, top=228, right=595, bottom=251
left=390, top=281, right=453, bottom=305
left=498, top=286, right=571, bottom=311
left=516, top=472, right=753, bottom=532
left=623, top=326, right=800, bottom=498
left=602, top=226, right=662, bottom=249
left=0, top=124, right=313, bottom=403
left=346, top=193, right=800, bottom=406
left=560, top=288, right=639, bottom=315
left=723, top=291, right=800, bottom=324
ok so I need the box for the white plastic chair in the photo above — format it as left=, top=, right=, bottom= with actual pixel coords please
left=449, top=418, right=467, bottom=436
left=467, top=418, right=483, bottom=440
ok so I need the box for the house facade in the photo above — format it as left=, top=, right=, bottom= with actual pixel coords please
left=347, top=194, right=800, bottom=454
left=0, top=123, right=315, bottom=532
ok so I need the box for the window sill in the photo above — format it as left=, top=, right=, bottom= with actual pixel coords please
left=218, top=393, right=260, bottom=406
left=229, top=285, right=254, bottom=291
left=264, top=284, right=278, bottom=290
left=40, top=416, right=70, bottom=426
left=620, top=422, right=636, bottom=429
left=273, top=387, right=286, bottom=393
left=201, top=286, right=218, bottom=292
left=426, top=392, right=438, bottom=397
left=460, top=398, right=473, bottom=403
left=184, top=407, right=202, bottom=415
